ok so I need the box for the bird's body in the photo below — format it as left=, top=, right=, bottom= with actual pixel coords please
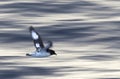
left=26, top=26, right=56, bottom=57
left=27, top=49, right=50, bottom=57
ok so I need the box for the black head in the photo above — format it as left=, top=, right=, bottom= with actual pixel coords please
left=26, top=53, right=31, bottom=56
left=47, top=49, right=57, bottom=55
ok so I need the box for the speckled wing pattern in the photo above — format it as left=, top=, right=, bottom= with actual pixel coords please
left=29, top=26, right=44, bottom=51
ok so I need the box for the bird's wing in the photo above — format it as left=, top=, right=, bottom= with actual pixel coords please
left=45, top=41, right=53, bottom=49
left=29, top=26, right=44, bottom=50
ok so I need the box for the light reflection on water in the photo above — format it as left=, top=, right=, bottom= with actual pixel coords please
left=0, top=0, right=120, bottom=79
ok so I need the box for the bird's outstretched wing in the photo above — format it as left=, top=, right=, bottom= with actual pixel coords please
left=45, top=41, right=53, bottom=49
left=29, top=26, right=44, bottom=51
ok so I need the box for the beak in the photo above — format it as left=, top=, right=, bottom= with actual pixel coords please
left=54, top=53, right=57, bottom=55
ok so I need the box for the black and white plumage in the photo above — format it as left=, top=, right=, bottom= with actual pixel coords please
left=26, top=26, right=56, bottom=57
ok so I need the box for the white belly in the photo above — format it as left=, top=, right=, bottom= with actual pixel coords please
left=28, top=50, right=50, bottom=57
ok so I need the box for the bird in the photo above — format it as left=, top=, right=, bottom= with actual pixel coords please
left=26, top=26, right=57, bottom=57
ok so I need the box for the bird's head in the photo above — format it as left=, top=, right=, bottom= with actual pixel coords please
left=47, top=49, right=57, bottom=55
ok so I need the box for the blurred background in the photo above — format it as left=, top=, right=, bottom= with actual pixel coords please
left=0, top=0, right=120, bottom=79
